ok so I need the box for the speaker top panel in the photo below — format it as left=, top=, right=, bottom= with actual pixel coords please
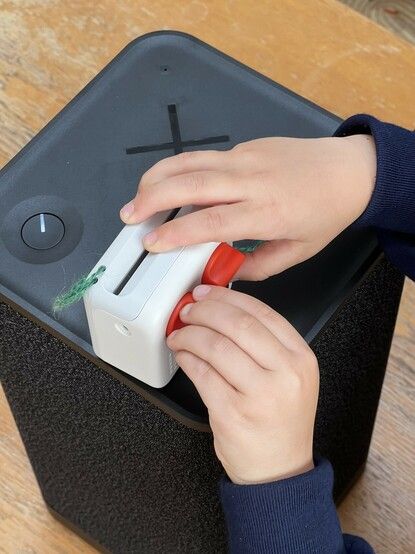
left=0, top=32, right=378, bottom=423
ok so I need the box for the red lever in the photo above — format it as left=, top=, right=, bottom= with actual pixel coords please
left=201, top=242, right=245, bottom=287
left=166, top=291, right=194, bottom=337
left=166, top=243, right=245, bottom=337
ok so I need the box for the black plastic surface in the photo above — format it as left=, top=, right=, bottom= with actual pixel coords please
left=0, top=31, right=378, bottom=421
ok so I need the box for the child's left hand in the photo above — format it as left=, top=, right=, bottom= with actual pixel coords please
left=166, top=284, right=319, bottom=485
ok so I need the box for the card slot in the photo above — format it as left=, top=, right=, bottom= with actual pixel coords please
left=113, top=207, right=181, bottom=296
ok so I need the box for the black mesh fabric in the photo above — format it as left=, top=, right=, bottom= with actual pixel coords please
left=311, top=258, right=403, bottom=499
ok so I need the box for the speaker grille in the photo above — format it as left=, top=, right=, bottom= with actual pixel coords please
left=0, top=256, right=404, bottom=553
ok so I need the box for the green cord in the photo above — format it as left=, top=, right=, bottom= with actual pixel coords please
left=235, top=240, right=265, bottom=253
left=52, top=265, right=106, bottom=314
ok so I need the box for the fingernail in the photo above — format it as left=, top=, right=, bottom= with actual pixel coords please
left=167, top=330, right=177, bottom=343
left=193, top=284, right=211, bottom=299
left=180, top=303, right=193, bottom=318
left=120, top=201, right=135, bottom=221
left=143, top=230, right=158, bottom=248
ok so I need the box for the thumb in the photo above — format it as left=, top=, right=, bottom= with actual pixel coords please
left=234, top=240, right=305, bottom=281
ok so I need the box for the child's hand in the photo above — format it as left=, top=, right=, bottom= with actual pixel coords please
left=121, top=135, right=376, bottom=280
left=166, top=284, right=319, bottom=485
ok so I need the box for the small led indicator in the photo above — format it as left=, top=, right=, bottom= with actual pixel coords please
left=39, top=213, right=46, bottom=233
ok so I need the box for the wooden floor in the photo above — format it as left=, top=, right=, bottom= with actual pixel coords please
left=341, top=0, right=415, bottom=44
left=0, top=1, right=414, bottom=553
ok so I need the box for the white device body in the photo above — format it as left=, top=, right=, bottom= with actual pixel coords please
left=84, top=206, right=219, bottom=388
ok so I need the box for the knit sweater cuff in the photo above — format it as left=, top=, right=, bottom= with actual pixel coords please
left=220, top=457, right=344, bottom=553
left=334, top=114, right=415, bottom=233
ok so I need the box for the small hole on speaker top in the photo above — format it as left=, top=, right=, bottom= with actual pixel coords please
left=160, top=65, right=170, bottom=74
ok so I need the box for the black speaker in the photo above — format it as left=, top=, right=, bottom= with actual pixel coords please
left=0, top=32, right=404, bottom=553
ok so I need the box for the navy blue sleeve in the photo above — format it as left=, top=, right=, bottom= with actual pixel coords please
left=220, top=458, right=373, bottom=553
left=335, top=114, right=415, bottom=280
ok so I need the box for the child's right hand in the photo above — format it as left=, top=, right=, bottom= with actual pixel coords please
left=166, top=284, right=319, bottom=485
left=121, top=134, right=376, bottom=280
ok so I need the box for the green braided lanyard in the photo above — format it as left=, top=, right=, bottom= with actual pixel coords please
left=52, top=265, right=106, bottom=314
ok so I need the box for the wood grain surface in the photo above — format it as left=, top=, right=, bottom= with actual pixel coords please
left=341, top=0, right=415, bottom=44
left=0, top=1, right=414, bottom=553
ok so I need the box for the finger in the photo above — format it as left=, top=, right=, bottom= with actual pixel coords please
left=120, top=150, right=234, bottom=221
left=191, top=284, right=305, bottom=352
left=174, top=350, right=236, bottom=410
left=235, top=239, right=305, bottom=280
left=124, top=170, right=245, bottom=224
left=142, top=202, right=266, bottom=252
left=141, top=149, right=234, bottom=184
left=179, top=299, right=290, bottom=371
left=167, top=325, right=264, bottom=393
